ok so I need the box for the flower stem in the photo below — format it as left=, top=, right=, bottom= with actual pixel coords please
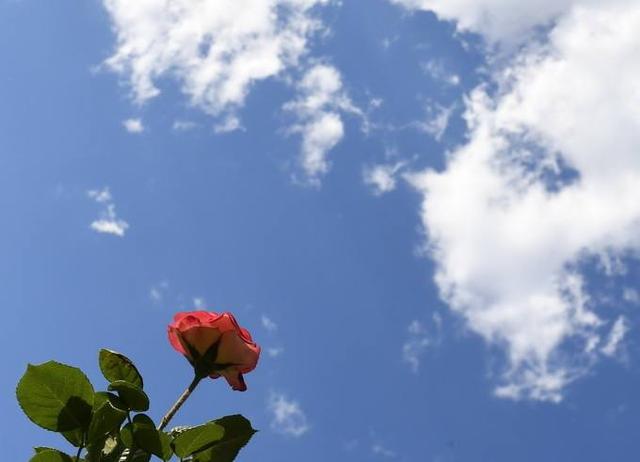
left=158, top=375, right=203, bottom=431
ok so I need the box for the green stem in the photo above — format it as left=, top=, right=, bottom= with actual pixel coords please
left=158, top=375, right=203, bottom=431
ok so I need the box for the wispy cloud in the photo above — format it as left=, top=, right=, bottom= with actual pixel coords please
left=601, top=317, right=628, bottom=358
left=267, top=347, right=285, bottom=358
left=372, top=443, right=397, bottom=459
left=213, top=115, right=243, bottom=134
left=261, top=315, right=284, bottom=358
left=623, top=288, right=639, bottom=304
left=268, top=392, right=310, bottom=437
left=420, top=59, right=460, bottom=86
left=172, top=120, right=198, bottom=132
left=149, top=281, right=169, bottom=304
left=402, top=314, right=442, bottom=373
left=261, top=315, right=278, bottom=333
left=411, top=102, right=455, bottom=141
left=87, top=188, right=112, bottom=204
left=87, top=187, right=129, bottom=237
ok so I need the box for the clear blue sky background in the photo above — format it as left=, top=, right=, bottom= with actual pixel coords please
left=1, top=1, right=639, bottom=461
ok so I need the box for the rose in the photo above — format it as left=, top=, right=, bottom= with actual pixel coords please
left=168, top=311, right=260, bottom=391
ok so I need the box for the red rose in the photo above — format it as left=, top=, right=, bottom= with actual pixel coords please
left=167, top=311, right=260, bottom=391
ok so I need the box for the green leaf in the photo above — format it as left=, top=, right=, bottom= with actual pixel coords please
left=16, top=361, right=94, bottom=432
left=34, top=447, right=59, bottom=453
left=107, top=381, right=149, bottom=411
left=120, top=422, right=134, bottom=448
left=191, top=415, right=257, bottom=462
left=98, top=349, right=143, bottom=388
left=133, top=415, right=173, bottom=461
left=122, top=414, right=173, bottom=461
left=64, top=392, right=125, bottom=447
left=129, top=449, right=151, bottom=462
left=155, top=432, right=173, bottom=461
left=29, top=449, right=74, bottom=462
left=61, top=428, right=84, bottom=447
left=87, top=393, right=127, bottom=443
left=172, top=422, right=225, bottom=458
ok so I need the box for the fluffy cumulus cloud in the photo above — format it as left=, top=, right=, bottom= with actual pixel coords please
left=363, top=161, right=406, bottom=196
left=407, top=0, right=640, bottom=401
left=123, top=118, right=144, bottom=133
left=284, top=64, right=360, bottom=184
left=103, top=0, right=329, bottom=116
left=268, top=392, right=310, bottom=437
left=389, top=0, right=633, bottom=45
left=87, top=187, right=129, bottom=237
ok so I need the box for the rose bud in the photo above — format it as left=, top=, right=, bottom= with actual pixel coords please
left=167, top=311, right=260, bottom=391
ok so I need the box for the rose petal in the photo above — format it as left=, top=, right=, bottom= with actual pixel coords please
left=168, top=310, right=261, bottom=391
left=219, top=369, right=247, bottom=392
left=238, top=327, right=254, bottom=343
left=216, top=331, right=260, bottom=373
left=180, top=326, right=222, bottom=356
left=167, top=327, right=187, bottom=356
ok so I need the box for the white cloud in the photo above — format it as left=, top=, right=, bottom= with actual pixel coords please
left=402, top=330, right=429, bottom=374
left=363, top=161, right=406, bottom=196
left=284, top=64, right=359, bottom=184
left=90, top=211, right=129, bottom=237
left=267, top=346, right=285, bottom=357
left=402, top=314, right=442, bottom=373
left=412, top=103, right=455, bottom=141
left=381, top=36, right=399, bottom=50
left=389, top=0, right=633, bottom=46
left=601, top=317, right=628, bottom=358
left=420, top=59, right=460, bottom=86
left=623, top=288, right=639, bottom=304
left=261, top=315, right=278, bottom=332
left=213, top=115, right=243, bottom=134
left=149, top=288, right=162, bottom=303
left=408, top=1, right=640, bottom=401
left=268, top=392, right=310, bottom=437
left=103, top=0, right=330, bottom=118
left=149, top=281, right=169, bottom=304
left=87, top=188, right=112, bottom=204
left=193, top=297, right=206, bottom=309
left=87, top=187, right=129, bottom=237
left=123, top=118, right=144, bottom=133
left=261, top=315, right=283, bottom=357
left=172, top=120, right=198, bottom=132
left=372, top=444, right=397, bottom=459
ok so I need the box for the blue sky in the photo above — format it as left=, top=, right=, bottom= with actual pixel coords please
left=2, top=0, right=640, bottom=460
